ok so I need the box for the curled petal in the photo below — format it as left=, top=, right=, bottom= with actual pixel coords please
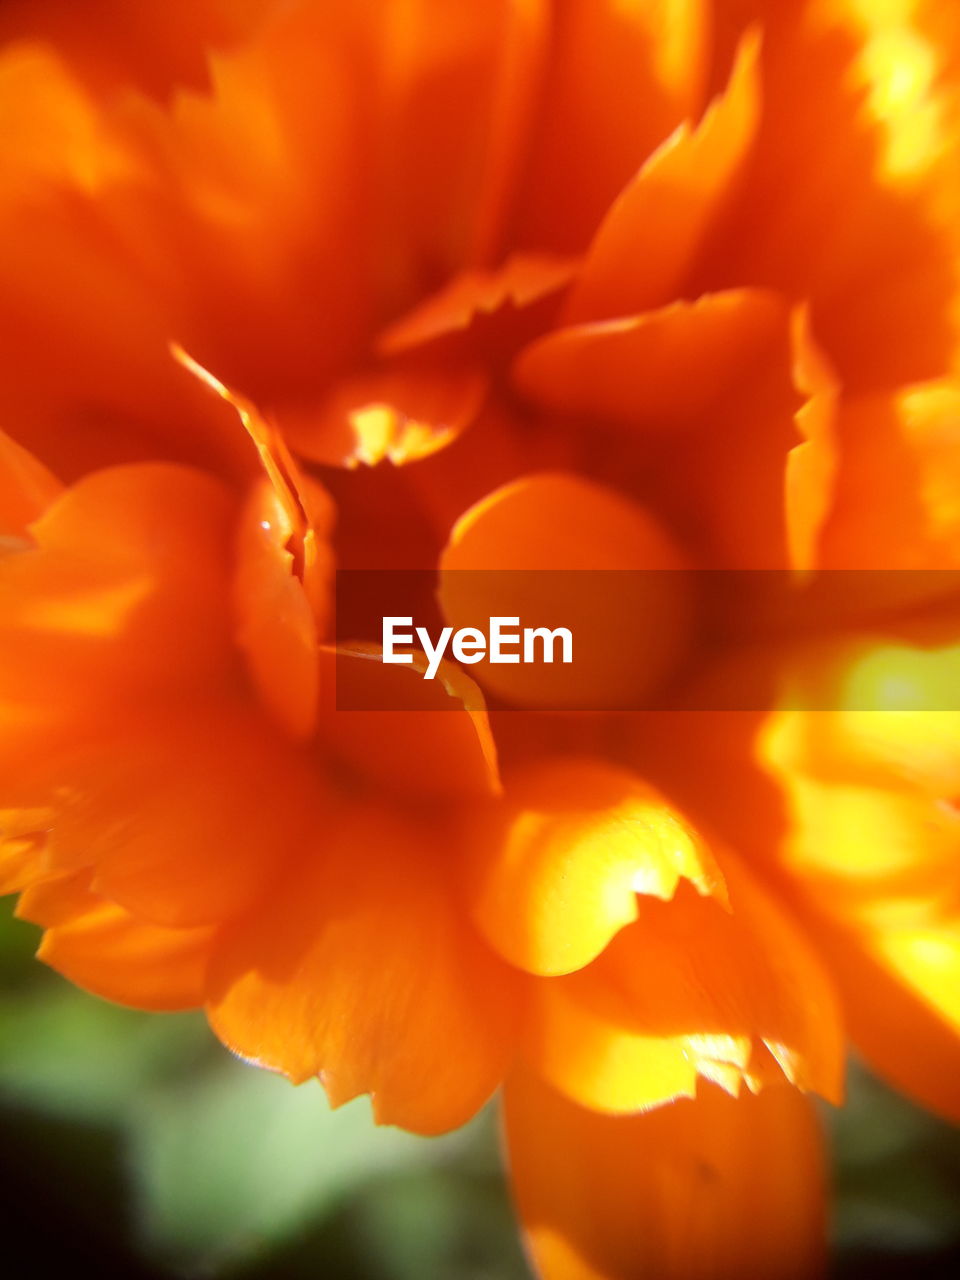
left=439, top=473, right=693, bottom=708
left=173, top=345, right=335, bottom=738
left=595, top=312, right=799, bottom=569
left=234, top=472, right=334, bottom=740
left=441, top=472, right=690, bottom=573
left=463, top=757, right=726, bottom=976
left=503, top=1068, right=827, bottom=1280
left=521, top=854, right=844, bottom=1112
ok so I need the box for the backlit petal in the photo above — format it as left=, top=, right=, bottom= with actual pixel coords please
left=692, top=0, right=960, bottom=390
left=801, top=911, right=960, bottom=1123
left=284, top=360, right=488, bottom=469
left=763, top=664, right=960, bottom=1120
left=503, top=1069, right=827, bottom=1280
left=207, top=805, right=524, bottom=1135
left=463, top=757, right=726, bottom=976
left=521, top=854, right=844, bottom=1112
left=821, top=380, right=960, bottom=568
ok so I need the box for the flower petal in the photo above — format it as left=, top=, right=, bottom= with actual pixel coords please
left=0, top=0, right=278, bottom=99
left=691, top=1, right=960, bottom=390
left=561, top=29, right=760, bottom=323
left=351, top=0, right=557, bottom=305
left=8, top=700, right=319, bottom=928
left=19, top=872, right=213, bottom=1011
left=786, top=307, right=840, bottom=572
left=584, top=311, right=799, bottom=569
left=207, top=805, right=524, bottom=1135
left=512, top=0, right=709, bottom=253
left=438, top=473, right=693, bottom=708
left=820, top=380, right=960, bottom=568
left=319, top=646, right=500, bottom=800
left=463, top=757, right=726, bottom=976
left=460, top=0, right=550, bottom=264
left=0, top=46, right=254, bottom=481
left=0, top=428, right=62, bottom=540
left=173, top=346, right=336, bottom=738
left=0, top=810, right=51, bottom=894
left=0, top=463, right=234, bottom=743
left=283, top=359, right=489, bottom=468
left=233, top=472, right=333, bottom=739
left=521, top=853, right=844, bottom=1112
left=803, top=912, right=960, bottom=1124
left=763, top=673, right=960, bottom=1120
left=514, top=288, right=787, bottom=431
left=376, top=253, right=577, bottom=358
left=503, top=1069, right=827, bottom=1280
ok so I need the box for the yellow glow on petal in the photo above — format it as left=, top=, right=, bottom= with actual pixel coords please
left=695, top=1059, right=744, bottom=1097
left=684, top=1032, right=752, bottom=1072
left=349, top=404, right=394, bottom=466
left=612, top=0, right=705, bottom=120
left=897, top=383, right=960, bottom=548
left=348, top=402, right=458, bottom=467
left=845, top=1, right=947, bottom=181
left=838, top=643, right=960, bottom=713
left=872, top=926, right=960, bottom=1033
left=464, top=759, right=728, bottom=979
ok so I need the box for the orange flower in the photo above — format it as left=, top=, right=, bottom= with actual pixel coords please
left=1, top=3, right=960, bottom=1277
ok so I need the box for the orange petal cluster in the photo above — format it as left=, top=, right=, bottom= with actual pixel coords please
left=2, top=3, right=960, bottom=1278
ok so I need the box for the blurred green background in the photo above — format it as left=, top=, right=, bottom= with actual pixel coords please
left=0, top=895, right=957, bottom=1279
